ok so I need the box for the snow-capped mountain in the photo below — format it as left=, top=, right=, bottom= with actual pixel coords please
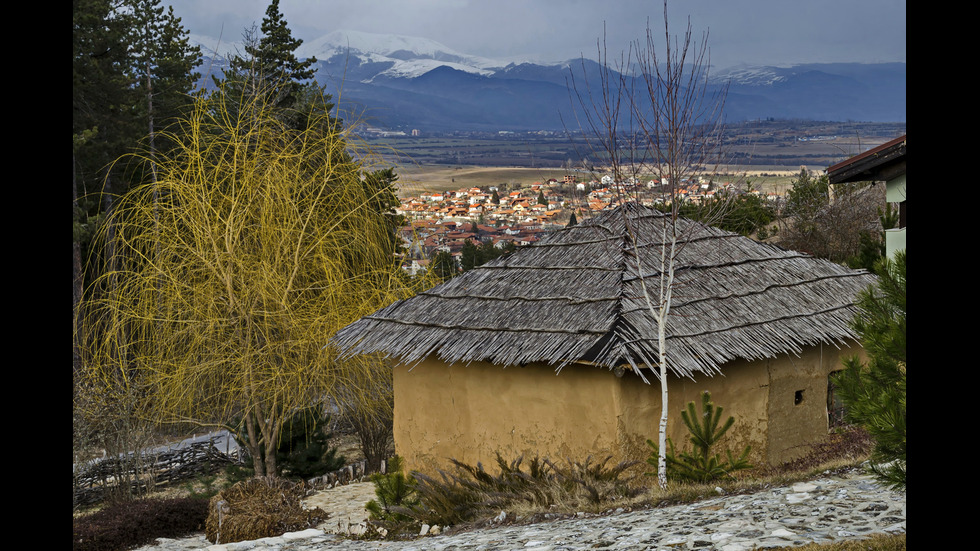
left=191, top=30, right=906, bottom=130
left=713, top=64, right=788, bottom=87
left=301, top=30, right=504, bottom=80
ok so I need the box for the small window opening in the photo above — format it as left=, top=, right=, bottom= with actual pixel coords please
left=794, top=390, right=805, bottom=405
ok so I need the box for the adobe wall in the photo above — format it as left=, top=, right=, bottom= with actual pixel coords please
left=393, top=342, right=863, bottom=475
left=615, top=358, right=771, bottom=468
left=393, top=360, right=624, bottom=475
left=617, top=342, right=864, bottom=467
left=765, top=342, right=862, bottom=464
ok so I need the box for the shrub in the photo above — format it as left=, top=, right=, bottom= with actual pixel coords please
left=276, top=406, right=346, bottom=479
left=204, top=478, right=327, bottom=544
left=547, top=456, right=641, bottom=504
left=646, top=391, right=752, bottom=483
left=73, top=498, right=208, bottom=551
left=233, top=406, right=345, bottom=479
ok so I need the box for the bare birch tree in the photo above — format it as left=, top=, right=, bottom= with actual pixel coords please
left=570, top=2, right=732, bottom=489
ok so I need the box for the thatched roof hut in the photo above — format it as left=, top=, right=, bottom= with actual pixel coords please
left=335, top=202, right=872, bottom=376
left=333, top=203, right=875, bottom=471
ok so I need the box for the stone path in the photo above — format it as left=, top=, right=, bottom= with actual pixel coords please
left=135, top=469, right=905, bottom=551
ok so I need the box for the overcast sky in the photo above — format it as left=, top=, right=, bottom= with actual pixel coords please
left=167, top=0, right=906, bottom=69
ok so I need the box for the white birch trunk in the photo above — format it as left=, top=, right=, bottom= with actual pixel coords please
left=657, top=230, right=676, bottom=490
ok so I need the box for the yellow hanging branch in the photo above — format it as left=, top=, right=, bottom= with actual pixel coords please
left=76, top=87, right=424, bottom=476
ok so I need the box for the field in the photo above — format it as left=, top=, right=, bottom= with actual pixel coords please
left=394, top=166, right=574, bottom=197
left=361, top=120, right=905, bottom=198
left=392, top=164, right=800, bottom=198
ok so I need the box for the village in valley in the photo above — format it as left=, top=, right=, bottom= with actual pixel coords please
left=394, top=173, right=757, bottom=276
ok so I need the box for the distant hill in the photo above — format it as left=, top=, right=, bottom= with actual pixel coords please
left=196, top=30, right=906, bottom=131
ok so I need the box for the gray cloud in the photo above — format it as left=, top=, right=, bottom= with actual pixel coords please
left=167, top=0, right=906, bottom=68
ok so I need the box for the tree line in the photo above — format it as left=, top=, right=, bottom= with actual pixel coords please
left=74, top=0, right=203, bottom=328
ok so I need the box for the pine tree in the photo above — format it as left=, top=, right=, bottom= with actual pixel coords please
left=834, top=250, right=906, bottom=489
left=218, top=0, right=319, bottom=115
left=125, top=0, right=202, bottom=179
left=252, top=0, right=316, bottom=83
left=645, top=391, right=752, bottom=483
left=73, top=0, right=140, bottom=197
left=431, top=251, right=458, bottom=281
left=74, top=0, right=201, bottom=359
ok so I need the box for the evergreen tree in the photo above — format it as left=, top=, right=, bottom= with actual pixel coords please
left=253, top=0, right=317, bottom=83
left=680, top=193, right=774, bottom=236
left=73, top=0, right=201, bottom=194
left=217, top=0, right=319, bottom=116
left=834, top=250, right=906, bottom=489
left=459, top=241, right=514, bottom=273
left=646, top=391, right=752, bottom=483
left=431, top=251, right=458, bottom=281
left=74, top=0, right=201, bottom=365
left=360, top=167, right=403, bottom=253
left=784, top=169, right=829, bottom=220
left=125, top=0, right=202, bottom=178
left=73, top=0, right=140, bottom=198
left=846, top=205, right=899, bottom=272
left=275, top=406, right=345, bottom=479
left=75, top=0, right=134, bottom=374
left=460, top=241, right=480, bottom=272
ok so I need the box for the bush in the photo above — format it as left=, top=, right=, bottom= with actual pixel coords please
left=205, top=478, right=328, bottom=544
left=73, top=498, right=208, bottom=551
left=276, top=406, right=346, bottom=479
left=547, top=455, right=640, bottom=505
left=646, top=391, right=752, bottom=483
left=232, top=406, right=345, bottom=480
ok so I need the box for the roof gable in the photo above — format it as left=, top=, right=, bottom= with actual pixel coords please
left=333, top=203, right=874, bottom=379
left=827, top=135, right=906, bottom=184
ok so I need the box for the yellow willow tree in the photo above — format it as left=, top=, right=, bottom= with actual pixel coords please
left=77, top=87, right=419, bottom=477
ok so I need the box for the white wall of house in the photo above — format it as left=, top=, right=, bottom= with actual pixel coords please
left=885, top=173, right=906, bottom=259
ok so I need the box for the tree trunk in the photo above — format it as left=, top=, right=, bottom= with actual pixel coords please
left=245, top=411, right=266, bottom=477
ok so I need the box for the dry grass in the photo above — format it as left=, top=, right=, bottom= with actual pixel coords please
left=205, top=478, right=328, bottom=544
left=768, top=533, right=906, bottom=551
left=394, top=165, right=566, bottom=197
left=481, top=427, right=875, bottom=524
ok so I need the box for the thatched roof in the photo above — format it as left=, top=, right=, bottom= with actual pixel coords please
left=333, top=203, right=875, bottom=379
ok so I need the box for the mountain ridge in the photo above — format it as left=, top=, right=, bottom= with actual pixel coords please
left=193, top=30, right=906, bottom=129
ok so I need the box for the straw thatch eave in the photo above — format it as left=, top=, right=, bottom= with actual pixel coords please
left=332, top=203, right=875, bottom=378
